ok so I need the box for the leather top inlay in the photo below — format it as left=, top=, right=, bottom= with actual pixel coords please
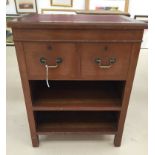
left=7, top=14, right=147, bottom=29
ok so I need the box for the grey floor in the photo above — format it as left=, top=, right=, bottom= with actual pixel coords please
left=6, top=47, right=147, bottom=155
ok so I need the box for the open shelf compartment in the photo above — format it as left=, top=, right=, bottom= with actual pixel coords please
left=30, top=80, right=125, bottom=111
left=35, top=111, right=119, bottom=134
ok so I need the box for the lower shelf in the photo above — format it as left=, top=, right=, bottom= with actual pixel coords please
left=35, top=111, right=119, bottom=134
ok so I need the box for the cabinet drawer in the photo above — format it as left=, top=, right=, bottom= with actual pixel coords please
left=23, top=43, right=79, bottom=80
left=80, top=43, right=132, bottom=80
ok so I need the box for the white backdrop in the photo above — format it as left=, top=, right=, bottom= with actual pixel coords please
left=6, top=0, right=148, bottom=15
left=6, top=0, right=17, bottom=14
left=129, top=0, right=148, bottom=17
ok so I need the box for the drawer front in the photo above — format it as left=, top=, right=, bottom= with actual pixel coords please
left=80, top=43, right=132, bottom=80
left=23, top=43, right=79, bottom=80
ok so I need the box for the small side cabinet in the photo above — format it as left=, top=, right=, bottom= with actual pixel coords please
left=8, top=14, right=147, bottom=147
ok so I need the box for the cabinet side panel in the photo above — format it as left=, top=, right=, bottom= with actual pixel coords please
left=114, top=42, right=142, bottom=146
left=14, top=41, right=39, bottom=147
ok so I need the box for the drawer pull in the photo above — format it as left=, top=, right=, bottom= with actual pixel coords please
left=40, top=57, right=63, bottom=87
left=95, top=57, right=116, bottom=69
left=40, top=57, right=63, bottom=67
left=40, top=57, right=47, bottom=65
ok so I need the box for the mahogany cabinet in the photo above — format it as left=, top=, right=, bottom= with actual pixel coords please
left=8, top=14, right=147, bottom=147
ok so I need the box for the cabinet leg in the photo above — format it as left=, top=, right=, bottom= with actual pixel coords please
left=114, top=134, right=122, bottom=147
left=31, top=135, right=39, bottom=147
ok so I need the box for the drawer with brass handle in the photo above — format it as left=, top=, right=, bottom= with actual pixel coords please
left=23, top=42, right=79, bottom=80
left=80, top=43, right=132, bottom=80
left=24, top=42, right=132, bottom=80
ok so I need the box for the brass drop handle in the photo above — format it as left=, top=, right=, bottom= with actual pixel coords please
left=40, top=57, right=63, bottom=88
left=95, top=57, right=116, bottom=69
left=40, top=57, right=63, bottom=68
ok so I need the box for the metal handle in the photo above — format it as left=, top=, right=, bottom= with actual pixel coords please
left=40, top=57, right=63, bottom=87
left=40, top=57, right=63, bottom=68
left=95, top=57, right=116, bottom=69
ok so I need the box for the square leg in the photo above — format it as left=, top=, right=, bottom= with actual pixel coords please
left=31, top=135, right=39, bottom=147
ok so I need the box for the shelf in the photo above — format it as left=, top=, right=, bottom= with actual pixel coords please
left=35, top=111, right=119, bottom=134
left=30, top=81, right=124, bottom=111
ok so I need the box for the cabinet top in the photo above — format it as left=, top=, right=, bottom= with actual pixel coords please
left=7, top=14, right=147, bottom=29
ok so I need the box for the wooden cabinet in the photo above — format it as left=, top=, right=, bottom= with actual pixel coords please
left=8, top=14, right=147, bottom=147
